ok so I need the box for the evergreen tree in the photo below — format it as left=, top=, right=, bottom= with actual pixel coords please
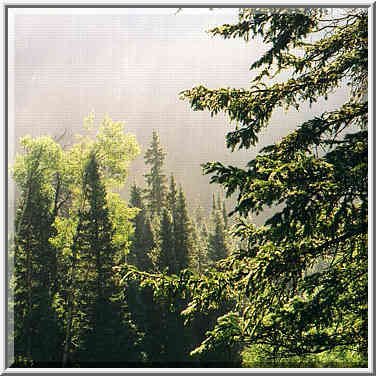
left=12, top=116, right=141, bottom=366
left=167, top=174, right=178, bottom=218
left=179, top=7, right=368, bottom=361
left=189, top=220, right=209, bottom=275
left=216, top=194, right=222, bottom=214
left=127, top=206, right=191, bottom=365
left=13, top=176, right=61, bottom=364
left=222, top=200, right=229, bottom=229
left=74, top=153, right=140, bottom=364
left=12, top=139, right=65, bottom=365
left=195, top=204, right=204, bottom=228
left=128, top=183, right=154, bottom=271
left=207, top=209, right=229, bottom=264
left=174, top=186, right=193, bottom=273
left=157, top=208, right=177, bottom=274
left=144, top=130, right=168, bottom=217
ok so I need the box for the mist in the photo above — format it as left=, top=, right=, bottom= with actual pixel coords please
left=8, top=7, right=349, bottom=224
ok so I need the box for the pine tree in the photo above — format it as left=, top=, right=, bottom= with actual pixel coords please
left=179, top=8, right=368, bottom=360
left=11, top=118, right=142, bottom=366
left=12, top=140, right=65, bottom=365
left=174, top=186, right=193, bottom=273
left=222, top=200, right=229, bottom=229
left=167, top=174, right=178, bottom=218
left=13, top=176, right=61, bottom=364
left=144, top=130, right=168, bottom=217
left=216, top=194, right=222, bottom=214
left=207, top=209, right=229, bottom=264
left=75, top=154, right=140, bottom=363
left=195, top=204, right=204, bottom=228
left=189, top=220, right=210, bottom=275
left=157, top=208, right=177, bottom=274
left=189, top=205, right=210, bottom=274
left=129, top=184, right=154, bottom=271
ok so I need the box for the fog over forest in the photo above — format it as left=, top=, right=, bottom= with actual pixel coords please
left=9, top=8, right=348, bottom=226
left=7, top=6, right=368, bottom=369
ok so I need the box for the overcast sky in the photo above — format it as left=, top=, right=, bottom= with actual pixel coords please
left=8, top=7, right=349, bottom=224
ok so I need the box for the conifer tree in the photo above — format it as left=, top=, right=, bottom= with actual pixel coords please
left=178, top=7, right=368, bottom=361
left=189, top=205, right=210, bottom=274
left=222, top=200, right=229, bottom=229
left=144, top=130, right=168, bottom=217
left=76, top=153, right=140, bottom=363
left=189, top=220, right=210, bottom=275
left=207, top=209, right=229, bottom=264
left=157, top=208, right=177, bottom=274
left=174, top=186, right=193, bottom=273
left=129, top=184, right=154, bottom=271
left=216, top=194, right=222, bottom=214
left=12, top=139, right=64, bottom=365
left=117, top=8, right=368, bottom=366
left=13, top=176, right=61, bottom=364
left=167, top=174, right=178, bottom=218
left=12, top=116, right=141, bottom=366
left=195, top=204, right=204, bottom=228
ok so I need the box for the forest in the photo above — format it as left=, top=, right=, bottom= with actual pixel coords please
left=9, top=7, right=368, bottom=368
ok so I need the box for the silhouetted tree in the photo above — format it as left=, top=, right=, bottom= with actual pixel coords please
left=144, top=131, right=168, bottom=217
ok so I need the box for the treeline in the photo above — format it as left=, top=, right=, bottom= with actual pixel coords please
left=128, top=130, right=230, bottom=275
left=123, top=130, right=237, bottom=367
left=10, top=120, right=237, bottom=368
left=10, top=7, right=368, bottom=369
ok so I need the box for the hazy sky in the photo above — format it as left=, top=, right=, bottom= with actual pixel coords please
left=8, top=7, right=349, bottom=223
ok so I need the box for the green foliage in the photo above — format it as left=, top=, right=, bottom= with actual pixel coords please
left=115, top=7, right=368, bottom=365
left=10, top=7, right=368, bottom=367
left=115, top=265, right=237, bottom=366
left=189, top=214, right=210, bottom=275
left=68, top=113, right=141, bottom=191
left=207, top=209, right=229, bottom=264
left=11, top=115, right=141, bottom=366
left=241, top=345, right=367, bottom=368
left=174, top=186, right=193, bottom=273
left=180, top=9, right=367, bottom=150
left=107, top=191, right=138, bottom=260
left=167, top=174, right=178, bottom=216
left=128, top=184, right=155, bottom=271
left=146, top=174, right=194, bottom=276
left=177, top=7, right=368, bottom=362
left=124, top=169, right=217, bottom=366
left=12, top=138, right=64, bottom=363
left=144, top=130, right=168, bottom=217
left=73, top=154, right=141, bottom=363
left=157, top=208, right=178, bottom=274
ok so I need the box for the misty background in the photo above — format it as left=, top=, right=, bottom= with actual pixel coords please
left=8, top=7, right=349, bottom=229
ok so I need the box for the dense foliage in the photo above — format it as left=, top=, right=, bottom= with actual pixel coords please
left=117, top=7, right=368, bottom=366
left=10, top=7, right=368, bottom=368
left=11, top=116, right=143, bottom=366
left=11, top=120, right=229, bottom=367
